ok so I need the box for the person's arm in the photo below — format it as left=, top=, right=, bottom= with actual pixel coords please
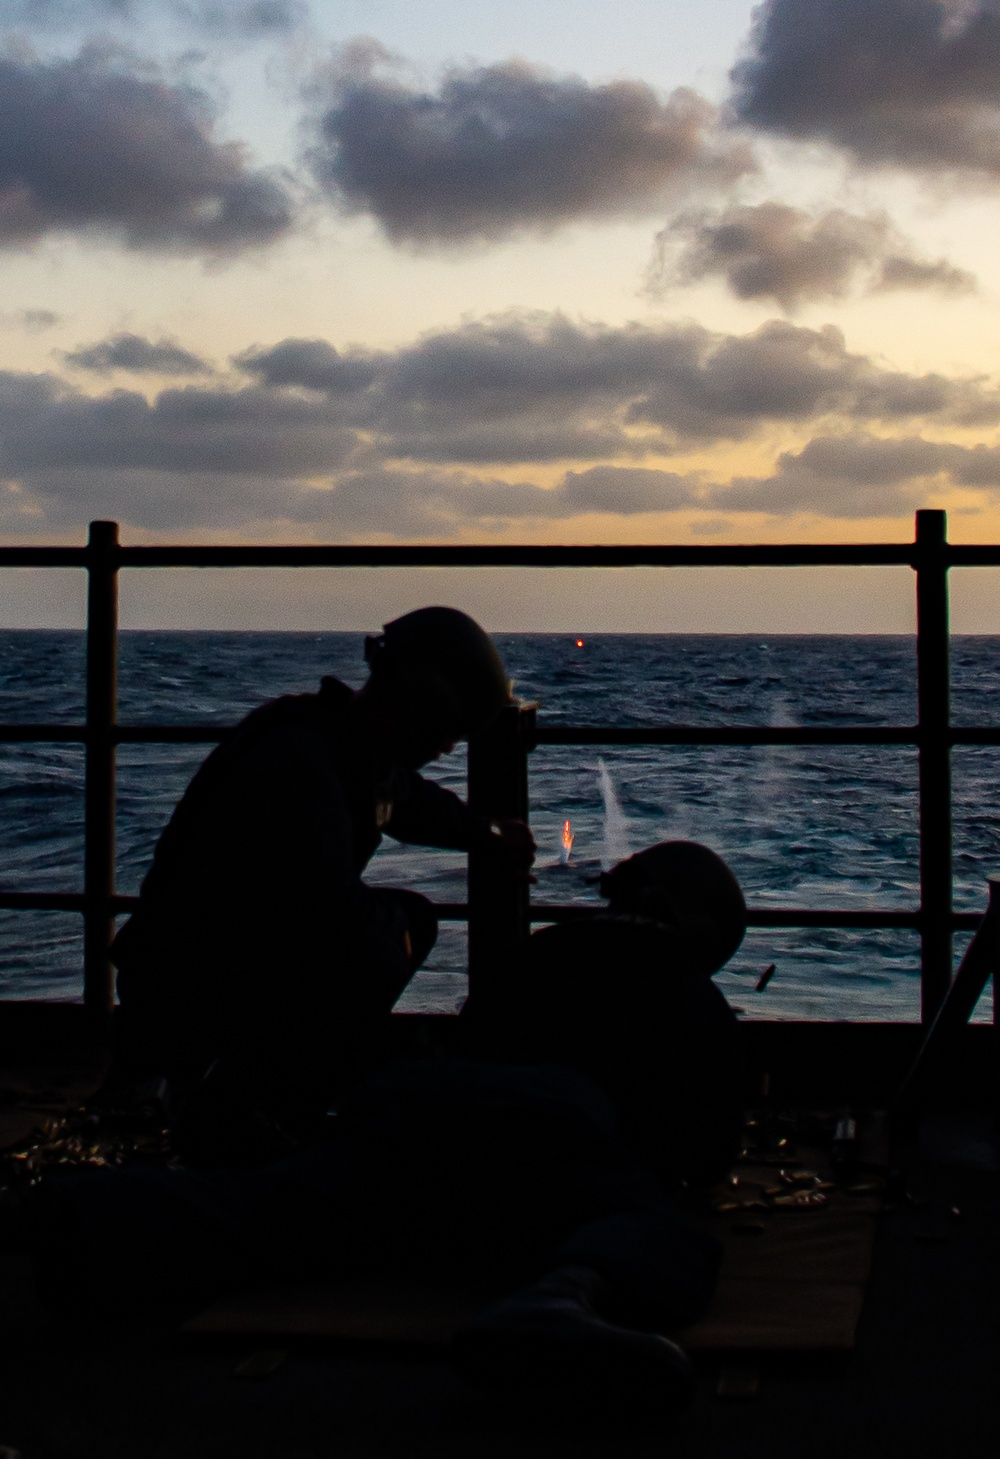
left=386, top=770, right=536, bottom=877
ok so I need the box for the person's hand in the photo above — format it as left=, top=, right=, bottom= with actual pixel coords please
left=483, top=818, right=537, bottom=882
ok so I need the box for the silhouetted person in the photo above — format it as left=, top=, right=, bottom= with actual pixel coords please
left=461, top=839, right=748, bottom=1188
left=17, top=842, right=746, bottom=1414
left=108, top=606, right=534, bottom=1118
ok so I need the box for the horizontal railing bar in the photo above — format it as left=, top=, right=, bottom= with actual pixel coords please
left=949, top=729, right=1000, bottom=744
left=0, top=892, right=87, bottom=910
left=947, top=546, right=1000, bottom=567
left=750, top=909, right=927, bottom=929
left=0, top=890, right=983, bottom=931
left=7, top=722, right=1000, bottom=748
left=0, top=892, right=473, bottom=919
left=4, top=541, right=1000, bottom=571
left=117, top=544, right=923, bottom=568
left=0, top=544, right=924, bottom=568
left=0, top=724, right=90, bottom=742
left=0, top=548, right=91, bottom=567
left=0, top=892, right=87, bottom=911
left=0, top=724, right=226, bottom=743
left=534, top=725, right=920, bottom=746
left=540, top=726, right=1000, bottom=746
left=0, top=724, right=228, bottom=743
left=528, top=904, right=932, bottom=928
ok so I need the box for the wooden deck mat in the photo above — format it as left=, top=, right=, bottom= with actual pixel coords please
left=686, top=1192, right=882, bottom=1351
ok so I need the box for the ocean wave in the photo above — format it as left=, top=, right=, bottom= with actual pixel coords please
left=1, top=629, right=998, bottom=1016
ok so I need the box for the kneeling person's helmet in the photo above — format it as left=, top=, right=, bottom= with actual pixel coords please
left=365, top=606, right=512, bottom=741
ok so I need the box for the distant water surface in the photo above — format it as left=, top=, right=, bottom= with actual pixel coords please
left=2, top=630, right=1000, bottom=1021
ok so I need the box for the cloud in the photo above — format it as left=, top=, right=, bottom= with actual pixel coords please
left=0, top=370, right=357, bottom=480
left=63, top=331, right=213, bottom=375
left=170, top=1, right=308, bottom=36
left=235, top=312, right=1000, bottom=459
left=63, top=332, right=211, bottom=376
left=1, top=456, right=704, bottom=536
left=712, top=432, right=1000, bottom=517
left=731, top=0, right=1000, bottom=180
left=0, top=1, right=117, bottom=23
left=0, top=2, right=133, bottom=23
left=0, top=466, right=323, bottom=531
left=647, top=202, right=976, bottom=309
left=3, top=312, right=1000, bottom=535
left=305, top=43, right=753, bottom=245
left=233, top=337, right=382, bottom=393
left=0, top=45, right=294, bottom=254
left=0, top=0, right=308, bottom=36
left=875, top=252, right=977, bottom=292
left=0, top=307, right=61, bottom=332
left=559, top=465, right=698, bottom=514
left=310, top=464, right=702, bottom=535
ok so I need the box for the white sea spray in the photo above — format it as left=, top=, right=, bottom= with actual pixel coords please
left=597, top=756, right=630, bottom=870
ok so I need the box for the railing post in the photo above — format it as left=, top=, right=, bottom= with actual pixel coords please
left=84, top=520, right=119, bottom=1022
left=915, top=508, right=952, bottom=1024
left=466, top=703, right=536, bottom=993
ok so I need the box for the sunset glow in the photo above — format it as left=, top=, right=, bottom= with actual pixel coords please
left=2, top=2, right=1000, bottom=632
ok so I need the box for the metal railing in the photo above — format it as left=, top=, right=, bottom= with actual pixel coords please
left=2, top=508, right=999, bottom=1025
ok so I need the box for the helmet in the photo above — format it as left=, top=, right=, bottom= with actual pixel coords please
left=599, top=841, right=746, bottom=975
left=364, top=606, right=512, bottom=737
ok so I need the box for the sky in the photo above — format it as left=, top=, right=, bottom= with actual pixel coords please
left=3, top=0, right=1000, bottom=630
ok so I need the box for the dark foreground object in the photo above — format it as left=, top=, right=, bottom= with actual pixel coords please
left=0, top=1115, right=998, bottom=1458
left=2, top=1012, right=999, bottom=1457
left=451, top=1264, right=698, bottom=1412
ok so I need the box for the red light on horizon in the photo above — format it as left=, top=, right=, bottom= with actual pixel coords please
left=575, top=638, right=584, bottom=647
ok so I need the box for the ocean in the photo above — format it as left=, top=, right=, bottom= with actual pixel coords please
left=2, top=630, right=1000, bottom=1022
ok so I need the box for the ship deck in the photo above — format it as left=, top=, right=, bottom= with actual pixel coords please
left=0, top=1008, right=997, bottom=1458
left=1, top=1120, right=996, bottom=1459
